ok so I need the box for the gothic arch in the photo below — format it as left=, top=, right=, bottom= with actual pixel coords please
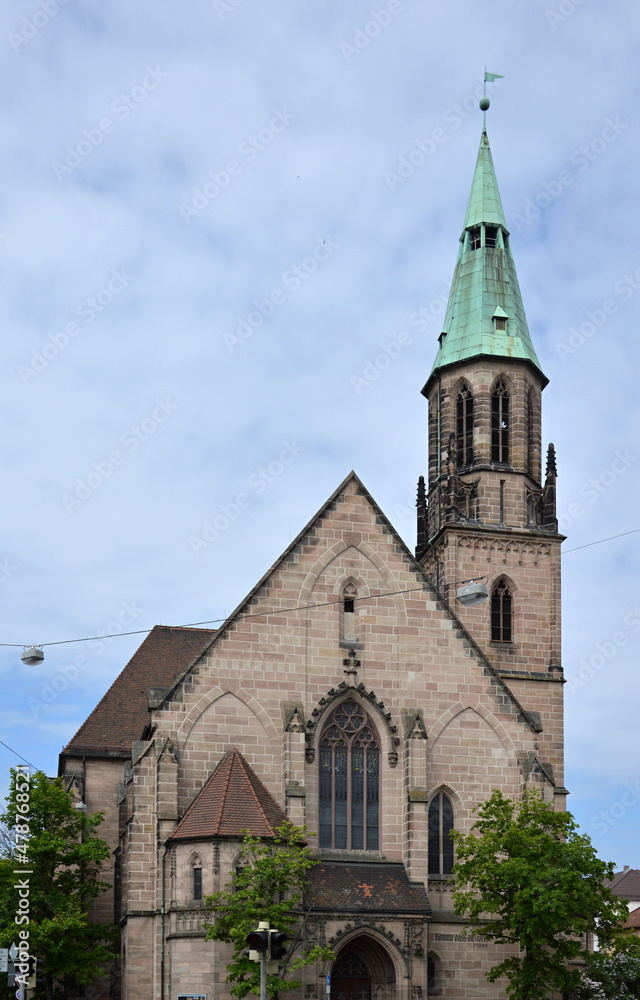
left=490, top=371, right=515, bottom=395
left=332, top=572, right=370, bottom=599
left=428, top=701, right=517, bottom=760
left=306, top=684, right=400, bottom=766
left=298, top=540, right=353, bottom=604
left=178, top=684, right=280, bottom=752
left=328, top=926, right=406, bottom=985
left=490, top=574, right=516, bottom=643
left=298, top=539, right=410, bottom=629
left=318, top=698, right=381, bottom=851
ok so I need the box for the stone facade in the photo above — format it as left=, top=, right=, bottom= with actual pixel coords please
left=59, top=125, right=565, bottom=1000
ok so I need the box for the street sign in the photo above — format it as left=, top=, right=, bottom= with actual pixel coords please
left=8, top=943, right=19, bottom=962
left=0, top=949, right=7, bottom=973
left=326, top=974, right=331, bottom=985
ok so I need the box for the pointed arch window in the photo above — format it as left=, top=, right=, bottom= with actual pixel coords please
left=491, top=578, right=513, bottom=643
left=342, top=581, right=358, bottom=642
left=427, top=953, right=442, bottom=996
left=319, top=700, right=379, bottom=851
left=491, top=380, right=510, bottom=464
left=189, top=853, right=203, bottom=901
left=526, top=387, right=536, bottom=477
left=428, top=791, right=454, bottom=875
left=455, top=383, right=474, bottom=467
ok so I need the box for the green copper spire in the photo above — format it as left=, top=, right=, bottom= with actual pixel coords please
left=426, top=127, right=546, bottom=389
left=463, top=130, right=507, bottom=229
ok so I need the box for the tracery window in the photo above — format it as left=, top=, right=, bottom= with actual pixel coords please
left=491, top=578, right=513, bottom=643
left=428, top=790, right=454, bottom=875
left=455, top=383, right=474, bottom=467
left=491, top=380, right=510, bottom=464
left=319, top=700, right=379, bottom=851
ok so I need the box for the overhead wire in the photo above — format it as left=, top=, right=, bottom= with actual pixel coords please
left=0, top=526, right=637, bottom=771
left=0, top=526, right=637, bottom=652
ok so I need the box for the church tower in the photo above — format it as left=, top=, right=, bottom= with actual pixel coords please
left=416, top=121, right=564, bottom=679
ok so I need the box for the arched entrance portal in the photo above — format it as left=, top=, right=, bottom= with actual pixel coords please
left=332, top=936, right=396, bottom=1000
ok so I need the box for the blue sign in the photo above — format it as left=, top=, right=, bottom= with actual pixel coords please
left=326, top=974, right=331, bottom=985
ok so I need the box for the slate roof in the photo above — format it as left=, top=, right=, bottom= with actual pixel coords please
left=61, top=625, right=214, bottom=758
left=308, top=861, right=430, bottom=915
left=605, top=868, right=640, bottom=901
left=169, top=748, right=290, bottom=841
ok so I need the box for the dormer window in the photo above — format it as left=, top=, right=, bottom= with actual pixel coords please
left=492, top=307, right=509, bottom=333
left=468, top=227, right=481, bottom=251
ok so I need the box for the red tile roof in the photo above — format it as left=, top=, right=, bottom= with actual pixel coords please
left=308, top=861, right=430, bottom=914
left=623, top=907, right=640, bottom=929
left=61, top=625, right=214, bottom=757
left=169, top=748, right=289, bottom=841
left=605, top=869, right=640, bottom=901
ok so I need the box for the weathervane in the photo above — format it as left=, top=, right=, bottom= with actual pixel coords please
left=480, top=69, right=504, bottom=131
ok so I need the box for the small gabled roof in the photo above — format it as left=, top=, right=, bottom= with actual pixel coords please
left=61, top=625, right=214, bottom=759
left=605, top=868, right=640, bottom=901
left=168, top=748, right=289, bottom=842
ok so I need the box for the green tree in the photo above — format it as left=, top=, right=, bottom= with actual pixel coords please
left=0, top=769, right=118, bottom=1000
left=204, top=821, right=334, bottom=998
left=451, top=789, right=628, bottom=1000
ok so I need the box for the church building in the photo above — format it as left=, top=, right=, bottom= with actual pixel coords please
left=59, top=112, right=566, bottom=1000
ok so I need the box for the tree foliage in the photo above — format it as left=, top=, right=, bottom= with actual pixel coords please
left=0, top=769, right=118, bottom=1000
left=204, top=822, right=334, bottom=998
left=451, top=790, right=628, bottom=1000
left=579, top=949, right=640, bottom=1000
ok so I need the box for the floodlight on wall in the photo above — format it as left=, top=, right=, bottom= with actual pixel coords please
left=74, top=801, right=88, bottom=812
left=21, top=646, right=44, bottom=666
left=455, top=579, right=489, bottom=607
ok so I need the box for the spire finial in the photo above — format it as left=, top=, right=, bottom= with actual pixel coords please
left=481, top=70, right=504, bottom=132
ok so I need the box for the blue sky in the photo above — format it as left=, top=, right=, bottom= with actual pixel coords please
left=1, top=0, right=640, bottom=868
